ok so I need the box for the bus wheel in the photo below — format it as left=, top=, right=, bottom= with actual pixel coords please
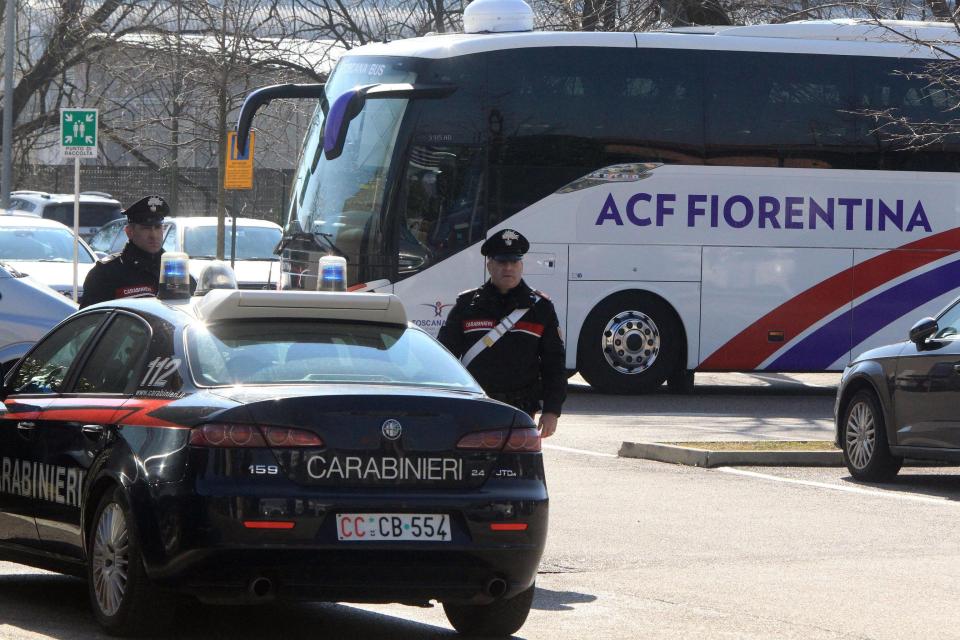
left=578, top=293, right=682, bottom=394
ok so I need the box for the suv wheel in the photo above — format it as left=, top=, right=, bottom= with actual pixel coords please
left=842, top=390, right=902, bottom=482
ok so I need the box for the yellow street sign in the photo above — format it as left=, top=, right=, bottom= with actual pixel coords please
left=224, top=131, right=255, bottom=190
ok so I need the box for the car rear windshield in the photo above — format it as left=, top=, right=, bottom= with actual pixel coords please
left=0, top=227, right=95, bottom=262
left=183, top=225, right=281, bottom=260
left=186, top=320, right=481, bottom=390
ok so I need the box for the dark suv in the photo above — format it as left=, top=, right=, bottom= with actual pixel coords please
left=836, top=296, right=960, bottom=481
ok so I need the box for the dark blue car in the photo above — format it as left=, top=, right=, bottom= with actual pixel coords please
left=0, top=290, right=547, bottom=636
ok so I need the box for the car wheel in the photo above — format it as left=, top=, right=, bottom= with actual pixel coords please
left=842, top=390, right=903, bottom=482
left=88, top=487, right=166, bottom=636
left=443, top=584, right=535, bottom=637
left=577, top=292, right=683, bottom=394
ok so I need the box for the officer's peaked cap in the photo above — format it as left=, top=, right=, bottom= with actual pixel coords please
left=481, top=229, right=529, bottom=261
left=125, top=195, right=169, bottom=226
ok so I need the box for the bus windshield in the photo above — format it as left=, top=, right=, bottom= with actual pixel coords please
left=289, top=57, right=418, bottom=272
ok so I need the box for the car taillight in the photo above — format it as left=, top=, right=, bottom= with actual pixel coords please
left=504, top=427, right=541, bottom=452
left=456, top=428, right=541, bottom=452
left=456, top=429, right=508, bottom=450
left=189, top=423, right=323, bottom=448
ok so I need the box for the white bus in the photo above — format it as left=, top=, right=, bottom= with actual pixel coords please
left=236, top=5, right=960, bottom=394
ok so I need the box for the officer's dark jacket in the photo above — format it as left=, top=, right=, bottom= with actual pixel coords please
left=79, top=243, right=164, bottom=309
left=438, top=279, right=567, bottom=415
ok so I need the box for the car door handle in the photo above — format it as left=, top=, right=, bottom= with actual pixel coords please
left=16, top=421, right=35, bottom=431
left=81, top=424, right=105, bottom=438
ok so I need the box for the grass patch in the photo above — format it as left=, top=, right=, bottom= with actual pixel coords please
left=667, top=440, right=838, bottom=452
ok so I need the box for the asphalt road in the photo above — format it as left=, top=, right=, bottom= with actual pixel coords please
left=3, top=373, right=960, bottom=639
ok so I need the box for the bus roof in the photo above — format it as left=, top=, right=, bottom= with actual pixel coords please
left=346, top=19, right=959, bottom=60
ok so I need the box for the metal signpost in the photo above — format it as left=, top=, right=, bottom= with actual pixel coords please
left=224, top=131, right=255, bottom=268
left=60, top=108, right=97, bottom=302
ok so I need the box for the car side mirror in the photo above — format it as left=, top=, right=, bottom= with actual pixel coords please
left=909, top=317, right=938, bottom=345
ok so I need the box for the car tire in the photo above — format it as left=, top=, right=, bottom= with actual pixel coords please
left=88, top=487, right=167, bottom=636
left=842, top=390, right=903, bottom=482
left=577, top=292, right=683, bottom=394
left=443, top=583, right=535, bottom=637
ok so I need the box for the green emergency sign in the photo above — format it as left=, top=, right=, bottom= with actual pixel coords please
left=61, top=109, right=98, bottom=157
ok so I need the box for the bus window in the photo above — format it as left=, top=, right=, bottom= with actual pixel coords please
left=706, top=51, right=857, bottom=169
left=853, top=57, right=960, bottom=172
left=486, top=47, right=704, bottom=228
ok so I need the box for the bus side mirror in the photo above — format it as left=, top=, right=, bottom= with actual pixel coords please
left=323, top=83, right=459, bottom=161
left=323, top=88, right=368, bottom=161
left=909, top=317, right=938, bottom=345
left=234, top=83, right=326, bottom=156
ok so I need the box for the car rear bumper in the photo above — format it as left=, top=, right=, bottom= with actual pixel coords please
left=155, top=546, right=542, bottom=604
left=138, top=487, right=548, bottom=605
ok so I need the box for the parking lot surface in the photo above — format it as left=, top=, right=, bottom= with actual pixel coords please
left=4, top=372, right=960, bottom=639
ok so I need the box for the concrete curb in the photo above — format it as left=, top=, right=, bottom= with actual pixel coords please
left=618, top=441, right=843, bottom=468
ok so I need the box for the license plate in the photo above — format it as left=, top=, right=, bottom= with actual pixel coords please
left=336, top=513, right=451, bottom=542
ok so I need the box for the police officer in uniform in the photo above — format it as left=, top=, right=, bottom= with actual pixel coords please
left=438, top=229, right=566, bottom=437
left=80, top=195, right=174, bottom=308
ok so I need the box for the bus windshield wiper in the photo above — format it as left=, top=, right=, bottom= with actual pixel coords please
left=315, top=232, right=347, bottom=257
left=274, top=231, right=347, bottom=258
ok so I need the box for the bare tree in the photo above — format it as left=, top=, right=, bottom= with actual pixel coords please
left=82, top=0, right=337, bottom=254
left=0, top=0, right=182, bottom=177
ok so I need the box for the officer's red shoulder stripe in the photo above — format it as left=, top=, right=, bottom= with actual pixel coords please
left=513, top=321, right=544, bottom=336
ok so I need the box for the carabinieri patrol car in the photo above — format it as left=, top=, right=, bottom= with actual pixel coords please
left=0, top=276, right=547, bottom=637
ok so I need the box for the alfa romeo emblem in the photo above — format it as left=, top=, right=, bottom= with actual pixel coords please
left=381, top=419, right=402, bottom=440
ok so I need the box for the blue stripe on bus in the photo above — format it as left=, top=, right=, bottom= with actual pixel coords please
left=766, top=257, right=960, bottom=370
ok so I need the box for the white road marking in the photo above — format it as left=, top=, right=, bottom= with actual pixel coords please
left=716, top=466, right=960, bottom=507
left=543, top=444, right=617, bottom=458
left=564, top=419, right=827, bottom=441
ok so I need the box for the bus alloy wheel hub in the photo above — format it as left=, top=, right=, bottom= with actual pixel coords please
left=601, top=310, right=660, bottom=374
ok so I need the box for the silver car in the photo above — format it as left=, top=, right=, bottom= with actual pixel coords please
left=0, top=260, right=77, bottom=372
left=0, top=214, right=97, bottom=299
left=89, top=216, right=282, bottom=289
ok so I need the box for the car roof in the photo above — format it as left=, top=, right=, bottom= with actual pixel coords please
left=11, top=191, right=121, bottom=205
left=169, top=216, right=282, bottom=229
left=89, top=290, right=409, bottom=327
left=0, top=214, right=85, bottom=229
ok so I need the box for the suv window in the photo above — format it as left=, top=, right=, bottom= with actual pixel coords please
left=89, top=219, right=125, bottom=253
left=8, top=198, right=36, bottom=212
left=43, top=203, right=123, bottom=228
left=935, top=302, right=960, bottom=339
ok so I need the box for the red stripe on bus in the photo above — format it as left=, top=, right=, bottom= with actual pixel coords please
left=700, top=227, right=960, bottom=370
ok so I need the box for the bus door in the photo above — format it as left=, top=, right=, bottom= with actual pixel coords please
left=392, top=142, right=489, bottom=336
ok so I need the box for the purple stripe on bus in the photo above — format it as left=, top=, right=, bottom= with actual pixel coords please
left=767, top=258, right=960, bottom=370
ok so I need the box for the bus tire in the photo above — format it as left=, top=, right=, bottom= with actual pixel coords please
left=577, top=292, right=683, bottom=394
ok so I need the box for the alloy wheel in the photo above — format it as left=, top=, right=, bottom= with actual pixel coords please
left=845, top=400, right=876, bottom=470
left=92, top=503, right=130, bottom=616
